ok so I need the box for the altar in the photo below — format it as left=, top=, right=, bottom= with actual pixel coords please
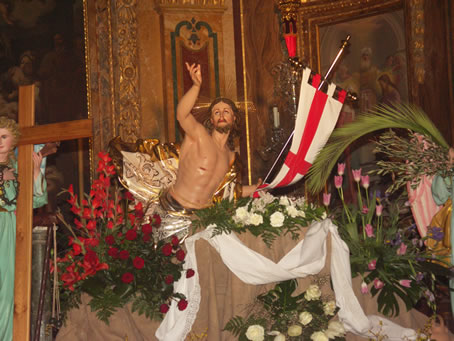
left=56, top=219, right=429, bottom=341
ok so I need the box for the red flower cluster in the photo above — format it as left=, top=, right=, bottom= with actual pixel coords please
left=54, top=151, right=192, bottom=320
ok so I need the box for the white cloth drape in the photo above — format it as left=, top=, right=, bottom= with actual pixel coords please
left=156, top=219, right=419, bottom=340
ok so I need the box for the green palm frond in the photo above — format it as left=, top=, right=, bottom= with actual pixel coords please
left=306, top=103, right=448, bottom=194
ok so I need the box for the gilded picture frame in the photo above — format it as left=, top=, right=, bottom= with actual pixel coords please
left=297, top=0, right=415, bottom=105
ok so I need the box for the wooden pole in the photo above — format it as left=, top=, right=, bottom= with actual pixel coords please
left=15, top=85, right=35, bottom=341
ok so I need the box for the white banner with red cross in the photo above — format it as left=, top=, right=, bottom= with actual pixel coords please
left=259, top=67, right=346, bottom=191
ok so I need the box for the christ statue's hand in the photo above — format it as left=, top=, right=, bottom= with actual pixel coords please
left=186, top=62, right=202, bottom=87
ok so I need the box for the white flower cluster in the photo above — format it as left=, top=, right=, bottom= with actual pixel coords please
left=244, top=284, right=344, bottom=341
left=233, top=193, right=310, bottom=227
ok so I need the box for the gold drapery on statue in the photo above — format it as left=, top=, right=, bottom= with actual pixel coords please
left=427, top=198, right=452, bottom=263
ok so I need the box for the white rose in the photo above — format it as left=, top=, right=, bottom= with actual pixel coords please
left=286, top=205, right=299, bottom=218
left=279, top=195, right=290, bottom=206
left=245, top=325, right=265, bottom=341
left=261, top=192, right=275, bottom=205
left=234, top=206, right=249, bottom=224
left=298, top=311, right=313, bottom=325
left=270, top=211, right=285, bottom=227
left=294, top=196, right=306, bottom=207
left=252, top=199, right=266, bottom=212
left=287, top=325, right=302, bottom=337
left=274, top=333, right=286, bottom=341
left=310, top=331, right=329, bottom=341
left=248, top=213, right=264, bottom=226
left=323, top=300, right=336, bottom=316
left=327, top=321, right=345, bottom=337
left=321, top=211, right=327, bottom=219
left=304, top=284, right=321, bottom=301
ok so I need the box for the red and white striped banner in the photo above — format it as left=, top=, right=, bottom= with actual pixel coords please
left=260, top=68, right=346, bottom=191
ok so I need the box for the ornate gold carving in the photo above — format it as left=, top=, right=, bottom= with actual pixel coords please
left=410, top=0, right=425, bottom=84
left=154, top=0, right=226, bottom=12
left=278, top=0, right=302, bottom=22
left=115, top=0, right=141, bottom=142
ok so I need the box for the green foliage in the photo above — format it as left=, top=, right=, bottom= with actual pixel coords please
left=306, top=103, right=449, bottom=194
left=192, top=193, right=327, bottom=248
left=329, top=172, right=452, bottom=317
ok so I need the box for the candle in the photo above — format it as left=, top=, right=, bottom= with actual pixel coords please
left=272, top=107, right=280, bottom=128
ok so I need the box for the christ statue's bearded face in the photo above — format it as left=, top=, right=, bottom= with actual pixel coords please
left=210, top=101, right=235, bottom=134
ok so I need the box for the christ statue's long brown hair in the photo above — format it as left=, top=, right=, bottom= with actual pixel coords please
left=203, top=97, right=241, bottom=151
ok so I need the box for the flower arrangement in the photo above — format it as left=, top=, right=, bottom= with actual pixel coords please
left=192, top=192, right=327, bottom=247
left=54, top=152, right=192, bottom=323
left=326, top=163, right=452, bottom=317
left=224, top=279, right=346, bottom=341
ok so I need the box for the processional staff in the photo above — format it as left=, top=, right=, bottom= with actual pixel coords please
left=261, top=35, right=353, bottom=186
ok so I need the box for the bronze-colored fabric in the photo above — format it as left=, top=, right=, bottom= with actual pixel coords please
left=427, top=198, right=452, bottom=263
left=56, top=229, right=430, bottom=341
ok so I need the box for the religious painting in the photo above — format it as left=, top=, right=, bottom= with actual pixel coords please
left=0, top=0, right=89, bottom=209
left=319, top=10, right=408, bottom=112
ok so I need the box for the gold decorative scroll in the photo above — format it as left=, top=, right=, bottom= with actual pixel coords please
left=410, top=0, right=425, bottom=84
left=115, top=0, right=141, bottom=142
left=154, top=0, right=226, bottom=12
left=277, top=0, right=302, bottom=22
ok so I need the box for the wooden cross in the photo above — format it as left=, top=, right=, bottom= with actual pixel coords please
left=14, top=84, right=93, bottom=341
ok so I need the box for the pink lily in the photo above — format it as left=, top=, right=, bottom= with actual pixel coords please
left=352, top=169, right=362, bottom=182
left=373, top=278, right=384, bottom=289
left=361, top=175, right=370, bottom=189
left=361, top=281, right=369, bottom=294
left=334, top=175, right=343, bottom=189
left=399, top=279, right=412, bottom=288
left=365, top=224, right=375, bottom=238
left=376, top=204, right=383, bottom=217
left=323, top=193, right=331, bottom=206
left=396, top=242, right=407, bottom=255
left=368, top=259, right=377, bottom=270
left=337, top=163, right=346, bottom=176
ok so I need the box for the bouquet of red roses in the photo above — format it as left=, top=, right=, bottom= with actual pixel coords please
left=54, top=152, right=193, bottom=324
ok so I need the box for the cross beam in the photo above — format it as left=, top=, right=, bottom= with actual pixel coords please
left=14, top=85, right=93, bottom=341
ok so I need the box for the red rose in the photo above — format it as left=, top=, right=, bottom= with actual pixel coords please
left=171, top=235, right=179, bottom=247
left=125, top=191, right=134, bottom=201
left=84, top=250, right=98, bottom=264
left=105, top=235, right=115, bottom=245
left=142, top=234, right=151, bottom=242
left=178, top=299, right=188, bottom=311
left=176, top=249, right=185, bottom=261
left=160, top=303, right=169, bottom=313
left=152, top=214, right=161, bottom=226
left=162, top=243, right=172, bottom=256
left=142, top=224, right=153, bottom=235
left=133, top=256, right=145, bottom=269
left=119, top=250, right=129, bottom=260
left=125, top=229, right=137, bottom=241
left=186, top=269, right=195, bottom=278
left=165, top=274, right=174, bottom=284
left=108, top=247, right=119, bottom=258
left=121, top=272, right=134, bottom=284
